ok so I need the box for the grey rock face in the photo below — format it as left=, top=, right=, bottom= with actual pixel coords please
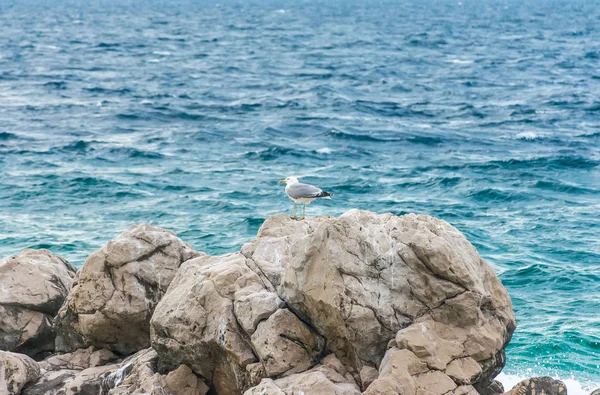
left=53, top=224, right=200, bottom=355
left=0, top=249, right=77, bottom=359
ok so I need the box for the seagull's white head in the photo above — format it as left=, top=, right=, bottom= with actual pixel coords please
left=279, top=176, right=299, bottom=184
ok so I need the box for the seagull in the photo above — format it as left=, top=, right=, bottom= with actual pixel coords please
left=279, top=176, right=332, bottom=220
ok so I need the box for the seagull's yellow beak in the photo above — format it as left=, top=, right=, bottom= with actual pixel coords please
left=279, top=179, right=286, bottom=184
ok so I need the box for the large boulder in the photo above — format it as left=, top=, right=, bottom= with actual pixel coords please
left=0, top=250, right=76, bottom=359
left=150, top=253, right=323, bottom=394
left=150, top=210, right=516, bottom=394
left=54, top=224, right=200, bottom=355
left=0, top=351, right=40, bottom=395
left=242, top=210, right=516, bottom=392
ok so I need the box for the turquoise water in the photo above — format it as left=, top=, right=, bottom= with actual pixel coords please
left=0, top=0, right=599, bottom=388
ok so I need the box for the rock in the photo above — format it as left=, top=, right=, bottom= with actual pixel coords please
left=0, top=249, right=76, bottom=358
left=244, top=354, right=360, bottom=395
left=243, top=210, right=516, bottom=391
left=364, top=348, right=474, bottom=395
left=503, top=377, right=567, bottom=395
left=359, top=365, right=379, bottom=390
left=43, top=365, right=115, bottom=395
left=482, top=380, right=505, bottom=395
left=590, top=389, right=600, bottom=395
left=39, top=346, right=118, bottom=372
left=445, top=357, right=482, bottom=385
left=244, top=379, right=285, bottom=395
left=150, top=210, right=516, bottom=394
left=24, top=347, right=208, bottom=395
left=0, top=351, right=40, bottom=395
left=151, top=253, right=261, bottom=394
left=234, top=290, right=284, bottom=335
left=21, top=370, right=79, bottom=395
left=363, top=348, right=426, bottom=395
left=394, top=321, right=464, bottom=370
left=163, top=365, right=210, bottom=395
left=101, top=348, right=208, bottom=395
left=414, top=371, right=457, bottom=395
left=54, top=224, right=200, bottom=354
left=21, top=347, right=119, bottom=395
left=251, top=309, right=323, bottom=377
left=151, top=252, right=322, bottom=394
left=454, top=385, right=479, bottom=395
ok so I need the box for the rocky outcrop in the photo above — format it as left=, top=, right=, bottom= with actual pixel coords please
left=0, top=351, right=40, bottom=395
left=150, top=210, right=516, bottom=394
left=3, top=211, right=520, bottom=395
left=0, top=249, right=77, bottom=359
left=503, top=377, right=567, bottom=395
left=54, top=224, right=200, bottom=355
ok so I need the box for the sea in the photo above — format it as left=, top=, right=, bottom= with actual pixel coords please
left=0, top=0, right=598, bottom=391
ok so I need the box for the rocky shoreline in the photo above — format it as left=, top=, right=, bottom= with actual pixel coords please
left=0, top=210, right=572, bottom=394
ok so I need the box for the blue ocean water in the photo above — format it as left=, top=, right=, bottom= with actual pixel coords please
left=0, top=0, right=599, bottom=388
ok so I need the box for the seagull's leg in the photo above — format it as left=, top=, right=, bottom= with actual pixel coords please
left=301, top=204, right=306, bottom=220
left=291, top=203, right=297, bottom=220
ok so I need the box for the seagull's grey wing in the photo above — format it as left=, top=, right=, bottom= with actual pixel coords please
left=287, top=183, right=323, bottom=199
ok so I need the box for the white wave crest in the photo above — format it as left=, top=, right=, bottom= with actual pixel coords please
left=515, top=131, right=540, bottom=140
left=316, top=147, right=333, bottom=154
